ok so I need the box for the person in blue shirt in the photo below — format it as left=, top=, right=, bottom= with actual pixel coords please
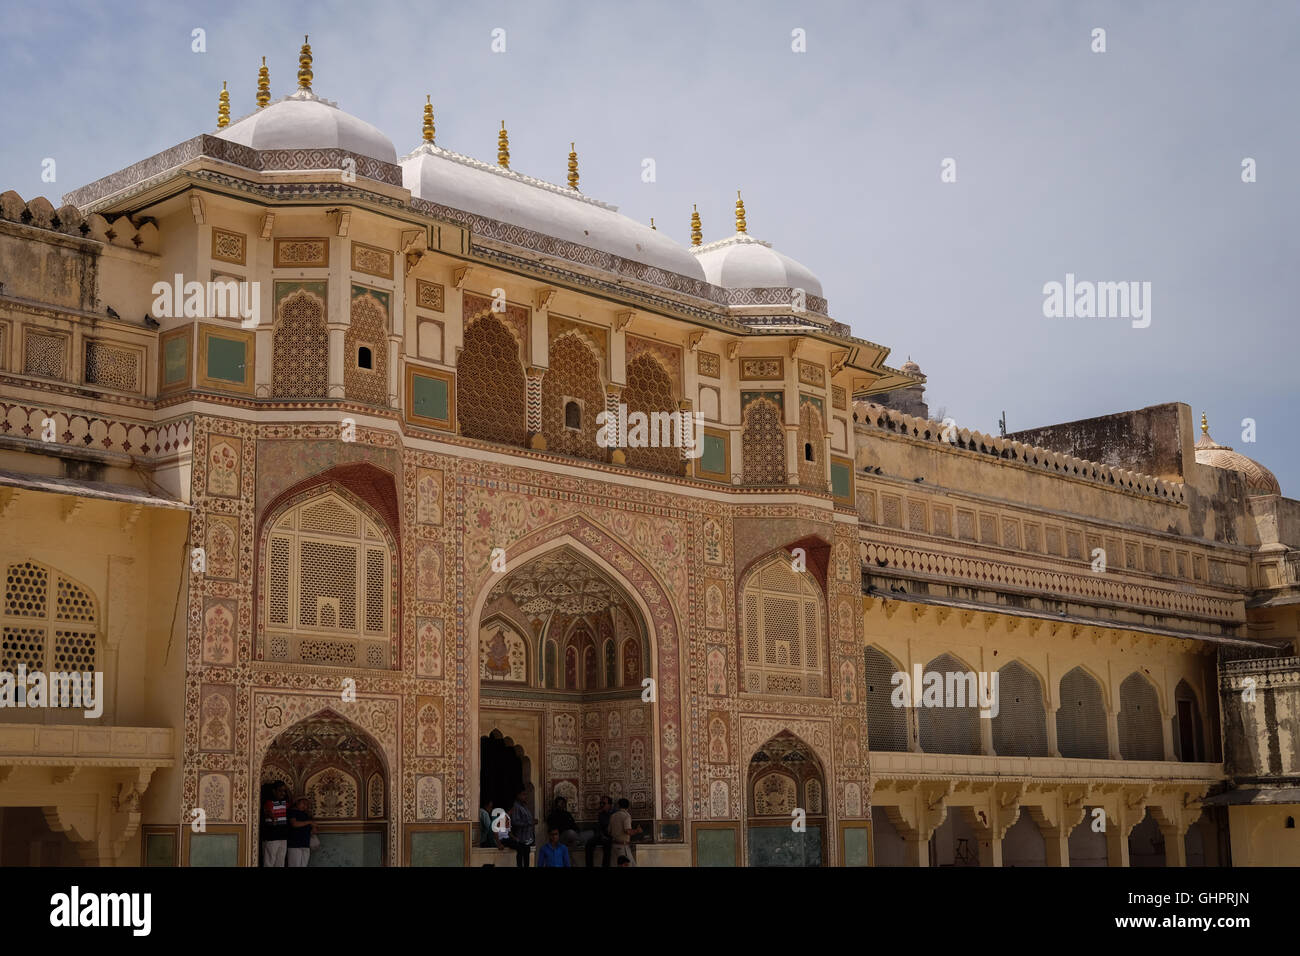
left=537, top=827, right=571, bottom=867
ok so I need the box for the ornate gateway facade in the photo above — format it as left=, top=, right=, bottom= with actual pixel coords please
left=0, top=41, right=1296, bottom=867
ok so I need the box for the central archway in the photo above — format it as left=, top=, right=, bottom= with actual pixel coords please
left=468, top=528, right=671, bottom=850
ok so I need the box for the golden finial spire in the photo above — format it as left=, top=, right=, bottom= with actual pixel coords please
left=1201, top=411, right=1209, bottom=435
left=735, top=189, right=747, bottom=233
left=297, top=35, right=313, bottom=90
left=257, top=56, right=270, bottom=108
left=690, top=204, right=702, bottom=246
left=567, top=142, right=579, bottom=191
left=650, top=217, right=656, bottom=230
left=217, top=81, right=230, bottom=128
left=422, top=95, right=435, bottom=144
left=498, top=121, right=510, bottom=169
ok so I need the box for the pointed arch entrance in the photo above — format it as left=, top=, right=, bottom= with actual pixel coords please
left=745, top=730, right=827, bottom=866
left=258, top=709, right=388, bottom=866
left=469, top=532, right=665, bottom=853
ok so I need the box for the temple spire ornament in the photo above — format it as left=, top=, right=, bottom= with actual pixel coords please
left=567, top=142, right=579, bottom=191
left=650, top=217, right=656, bottom=230
left=257, top=57, right=270, bottom=108
left=735, top=190, right=747, bottom=233
left=498, top=121, right=510, bottom=169
left=1201, top=411, right=1209, bottom=435
left=297, top=35, right=313, bottom=90
left=217, top=81, right=230, bottom=128
left=690, top=205, right=702, bottom=246
left=423, top=95, right=435, bottom=144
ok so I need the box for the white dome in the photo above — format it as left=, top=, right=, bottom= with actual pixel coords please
left=401, top=144, right=705, bottom=281
left=693, top=234, right=822, bottom=297
left=216, top=92, right=397, bottom=164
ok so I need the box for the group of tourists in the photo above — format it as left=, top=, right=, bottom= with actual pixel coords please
left=260, top=780, right=318, bottom=867
left=479, top=789, right=643, bottom=867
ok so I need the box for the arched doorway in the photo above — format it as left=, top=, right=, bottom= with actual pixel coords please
left=746, top=731, right=826, bottom=866
left=472, top=543, right=656, bottom=851
left=259, top=710, right=388, bottom=866
left=480, top=729, right=534, bottom=822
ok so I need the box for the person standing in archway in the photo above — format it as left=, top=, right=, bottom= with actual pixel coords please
left=505, top=787, right=535, bottom=867
left=261, top=781, right=290, bottom=867
left=287, top=797, right=315, bottom=867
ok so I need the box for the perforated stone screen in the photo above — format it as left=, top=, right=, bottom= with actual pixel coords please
left=917, top=653, right=981, bottom=754
left=1118, top=672, right=1164, bottom=760
left=864, top=646, right=907, bottom=752
left=1056, top=667, right=1109, bottom=759
left=991, top=661, right=1047, bottom=756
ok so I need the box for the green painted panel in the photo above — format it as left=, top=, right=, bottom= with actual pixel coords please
left=144, top=832, right=177, bottom=867
left=275, top=280, right=328, bottom=309
left=747, top=825, right=822, bottom=867
left=831, top=461, right=852, bottom=499
left=163, top=336, right=188, bottom=385
left=188, top=833, right=239, bottom=867
left=206, top=337, right=246, bottom=384
left=410, top=830, right=464, bottom=867
left=696, top=828, right=736, bottom=867
left=308, top=830, right=384, bottom=867
left=701, top=434, right=726, bottom=475
left=412, top=373, right=448, bottom=422
left=352, top=284, right=390, bottom=309
left=843, top=826, right=871, bottom=866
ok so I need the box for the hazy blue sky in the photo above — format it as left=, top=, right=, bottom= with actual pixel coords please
left=2, top=0, right=1295, bottom=490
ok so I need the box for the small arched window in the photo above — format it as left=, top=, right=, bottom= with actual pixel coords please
left=357, top=346, right=373, bottom=370
left=564, top=400, right=582, bottom=430
left=804, top=442, right=814, bottom=461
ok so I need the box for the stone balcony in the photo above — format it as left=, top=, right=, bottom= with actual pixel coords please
left=0, top=724, right=175, bottom=864
left=0, top=723, right=174, bottom=768
left=869, top=750, right=1223, bottom=783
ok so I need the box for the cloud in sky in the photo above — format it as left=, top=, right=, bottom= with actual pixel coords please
left=2, top=0, right=1295, bottom=488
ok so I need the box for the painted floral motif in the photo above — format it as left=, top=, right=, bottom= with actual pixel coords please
left=205, top=517, right=237, bottom=579
left=708, top=714, right=729, bottom=763
left=703, top=518, right=722, bottom=565
left=202, top=602, right=235, bottom=665
left=200, top=689, right=232, bottom=751
left=629, top=738, right=646, bottom=782
left=200, top=773, right=232, bottom=821
left=840, top=658, right=858, bottom=704
left=706, top=648, right=727, bottom=695
left=416, top=618, right=443, bottom=678
left=206, top=439, right=240, bottom=496
left=417, top=543, right=442, bottom=600
left=709, top=779, right=729, bottom=818
left=416, top=700, right=442, bottom=755
left=416, top=470, right=442, bottom=525
left=705, top=583, right=724, bottom=629
left=845, top=782, right=863, bottom=818
left=554, top=713, right=576, bottom=745
left=416, top=776, right=443, bottom=820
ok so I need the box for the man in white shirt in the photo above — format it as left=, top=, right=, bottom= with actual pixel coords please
left=608, top=797, right=642, bottom=867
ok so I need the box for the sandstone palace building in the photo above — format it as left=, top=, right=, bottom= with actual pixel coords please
left=0, top=42, right=1296, bottom=867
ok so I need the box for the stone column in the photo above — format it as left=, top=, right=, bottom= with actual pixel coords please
left=1160, top=821, right=1187, bottom=866
left=1044, top=827, right=1071, bottom=866
left=327, top=327, right=345, bottom=398
left=904, top=834, right=930, bottom=867
left=1046, top=704, right=1061, bottom=757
